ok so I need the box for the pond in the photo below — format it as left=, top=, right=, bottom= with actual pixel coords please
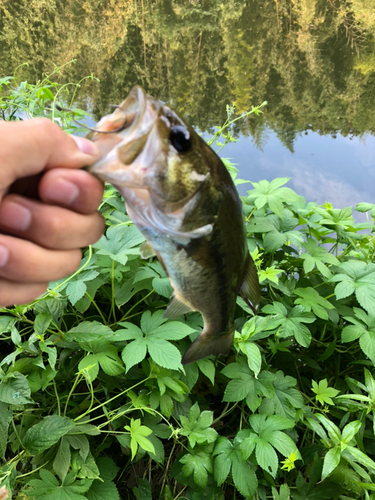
left=0, top=0, right=374, bottom=208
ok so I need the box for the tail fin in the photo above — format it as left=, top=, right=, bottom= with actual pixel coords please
left=181, top=327, right=235, bottom=365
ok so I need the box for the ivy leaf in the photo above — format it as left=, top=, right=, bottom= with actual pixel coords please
left=93, top=225, right=145, bottom=265
left=180, top=402, right=218, bottom=448
left=259, top=266, right=283, bottom=284
left=294, top=288, right=335, bottom=320
left=331, top=261, right=375, bottom=316
left=120, top=311, right=194, bottom=371
left=231, top=449, right=258, bottom=498
left=124, top=418, right=155, bottom=460
left=262, top=302, right=315, bottom=347
left=312, top=379, right=340, bottom=405
left=259, top=370, right=304, bottom=420
left=222, top=358, right=275, bottom=412
left=341, top=308, right=375, bottom=364
left=300, top=239, right=340, bottom=278
left=213, top=437, right=258, bottom=497
left=262, top=211, right=304, bottom=252
left=25, top=469, right=92, bottom=500
left=272, top=484, right=291, bottom=500
left=238, top=414, right=297, bottom=478
left=247, top=178, right=299, bottom=217
left=314, top=206, right=356, bottom=232
left=180, top=446, right=213, bottom=488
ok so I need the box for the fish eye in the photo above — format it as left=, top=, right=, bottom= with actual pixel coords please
left=169, top=126, right=192, bottom=152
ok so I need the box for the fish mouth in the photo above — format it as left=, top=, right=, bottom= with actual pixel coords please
left=87, top=86, right=160, bottom=187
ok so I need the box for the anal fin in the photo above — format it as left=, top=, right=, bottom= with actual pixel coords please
left=140, top=241, right=156, bottom=260
left=163, top=295, right=194, bottom=319
left=239, top=254, right=261, bottom=313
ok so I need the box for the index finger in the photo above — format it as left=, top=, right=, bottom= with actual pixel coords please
left=0, top=119, right=100, bottom=189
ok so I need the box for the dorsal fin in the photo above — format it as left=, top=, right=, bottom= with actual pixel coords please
left=239, top=254, right=261, bottom=313
left=163, top=295, right=194, bottom=319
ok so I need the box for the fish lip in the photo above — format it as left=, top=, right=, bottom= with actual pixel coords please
left=87, top=86, right=157, bottom=183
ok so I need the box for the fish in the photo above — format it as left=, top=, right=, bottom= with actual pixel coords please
left=86, top=86, right=260, bottom=365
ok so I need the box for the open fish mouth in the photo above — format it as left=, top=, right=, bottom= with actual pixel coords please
left=86, top=86, right=160, bottom=188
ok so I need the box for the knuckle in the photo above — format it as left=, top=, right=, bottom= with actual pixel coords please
left=33, top=118, right=63, bottom=149
left=86, top=214, right=105, bottom=245
left=63, top=250, right=82, bottom=276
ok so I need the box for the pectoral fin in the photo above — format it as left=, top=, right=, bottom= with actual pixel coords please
left=163, top=295, right=194, bottom=319
left=239, top=254, right=261, bottom=313
left=140, top=241, right=156, bottom=259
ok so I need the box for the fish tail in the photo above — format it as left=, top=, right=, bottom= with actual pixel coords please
left=181, top=326, right=235, bottom=365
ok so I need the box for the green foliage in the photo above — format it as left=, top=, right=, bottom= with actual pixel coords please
left=1, top=73, right=375, bottom=500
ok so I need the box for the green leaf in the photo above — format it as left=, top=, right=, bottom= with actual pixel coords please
left=312, top=379, right=340, bottom=405
left=133, top=479, right=152, bottom=500
left=24, top=416, right=75, bottom=455
left=262, top=302, right=314, bottom=347
left=53, top=437, right=71, bottom=482
left=0, top=402, right=12, bottom=459
left=255, top=439, right=278, bottom=477
left=121, top=338, right=148, bottom=372
left=239, top=342, right=262, bottom=376
left=344, top=445, right=375, bottom=470
left=341, top=309, right=375, bottom=364
left=294, top=288, right=335, bottom=320
left=148, top=338, right=182, bottom=370
left=331, top=262, right=375, bottom=315
left=322, top=446, right=341, bottom=480
left=272, top=484, right=291, bottom=500
left=341, top=421, right=361, bottom=444
left=180, top=402, right=218, bottom=448
left=258, top=370, right=303, bottom=420
left=247, top=178, right=299, bottom=217
left=25, top=469, right=92, bottom=500
left=0, top=372, right=33, bottom=405
left=213, top=438, right=233, bottom=485
left=180, top=448, right=212, bottom=488
left=66, top=281, right=87, bottom=306
left=231, top=449, right=258, bottom=497
left=93, top=225, right=145, bottom=264
left=65, top=322, right=114, bottom=342
left=34, top=313, right=52, bottom=338
left=125, top=419, right=155, bottom=460
left=196, top=358, right=215, bottom=385
left=65, top=435, right=90, bottom=462
left=301, top=239, right=339, bottom=277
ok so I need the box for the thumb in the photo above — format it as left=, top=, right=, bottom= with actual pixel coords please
left=0, top=118, right=100, bottom=188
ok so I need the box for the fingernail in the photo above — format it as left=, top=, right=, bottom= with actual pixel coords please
left=72, top=136, right=100, bottom=157
left=0, top=201, right=31, bottom=231
left=44, top=178, right=80, bottom=205
left=0, top=245, right=8, bottom=267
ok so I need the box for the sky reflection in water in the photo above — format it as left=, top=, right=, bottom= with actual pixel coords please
left=221, top=131, right=375, bottom=209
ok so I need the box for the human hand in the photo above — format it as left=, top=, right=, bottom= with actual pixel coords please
left=0, top=118, right=105, bottom=306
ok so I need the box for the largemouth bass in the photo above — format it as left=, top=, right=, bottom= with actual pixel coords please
left=87, top=87, right=260, bottom=365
